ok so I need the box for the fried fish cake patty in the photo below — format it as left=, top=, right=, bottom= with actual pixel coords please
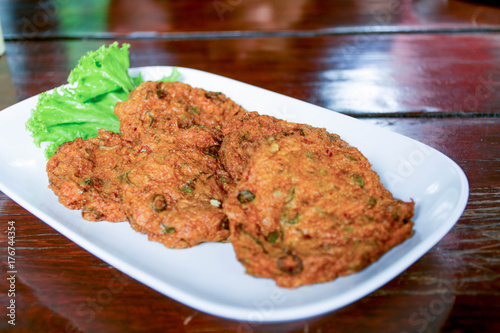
left=119, top=127, right=232, bottom=248
left=115, top=81, right=247, bottom=142
left=224, top=125, right=414, bottom=288
left=220, top=112, right=312, bottom=181
left=46, top=129, right=139, bottom=222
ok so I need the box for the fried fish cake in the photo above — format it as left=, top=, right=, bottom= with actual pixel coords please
left=46, top=129, right=139, bottom=222
left=220, top=112, right=313, bottom=181
left=115, top=81, right=247, bottom=142
left=119, top=127, right=232, bottom=248
left=224, top=126, right=414, bottom=288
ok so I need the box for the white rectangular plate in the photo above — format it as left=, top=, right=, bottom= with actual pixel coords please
left=0, top=66, right=468, bottom=322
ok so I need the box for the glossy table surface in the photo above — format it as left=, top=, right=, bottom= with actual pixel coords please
left=0, top=1, right=499, bottom=332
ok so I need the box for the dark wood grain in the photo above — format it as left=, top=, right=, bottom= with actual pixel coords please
left=2, top=0, right=500, bottom=39
left=4, top=33, right=500, bottom=116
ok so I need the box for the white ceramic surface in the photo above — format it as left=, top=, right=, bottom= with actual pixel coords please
left=0, top=66, right=468, bottom=323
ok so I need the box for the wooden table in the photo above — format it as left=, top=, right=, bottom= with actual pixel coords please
left=1, top=1, right=499, bottom=332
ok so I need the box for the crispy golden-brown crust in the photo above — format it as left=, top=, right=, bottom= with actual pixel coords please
left=114, top=81, right=247, bottom=142
left=47, top=81, right=244, bottom=247
left=223, top=115, right=414, bottom=288
left=119, top=127, right=232, bottom=248
left=220, top=112, right=313, bottom=181
left=46, top=129, right=139, bottom=222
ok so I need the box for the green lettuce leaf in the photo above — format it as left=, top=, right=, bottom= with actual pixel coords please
left=26, top=42, right=181, bottom=159
left=26, top=86, right=125, bottom=158
left=68, top=42, right=135, bottom=102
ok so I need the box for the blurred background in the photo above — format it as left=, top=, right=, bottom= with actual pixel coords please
left=1, top=0, right=500, bottom=115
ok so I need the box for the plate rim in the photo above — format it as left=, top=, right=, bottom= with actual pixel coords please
left=0, top=66, right=469, bottom=322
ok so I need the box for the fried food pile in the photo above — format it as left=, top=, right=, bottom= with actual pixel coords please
left=47, top=81, right=414, bottom=287
left=47, top=82, right=243, bottom=248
